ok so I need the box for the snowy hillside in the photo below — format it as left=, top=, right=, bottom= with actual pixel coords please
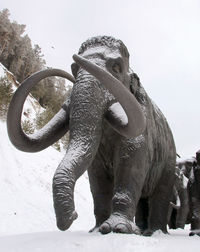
left=0, top=123, right=199, bottom=252
left=0, top=63, right=44, bottom=124
left=0, top=121, right=94, bottom=236
left=0, top=64, right=199, bottom=251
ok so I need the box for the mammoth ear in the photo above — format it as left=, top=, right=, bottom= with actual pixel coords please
left=129, top=71, right=140, bottom=95
left=129, top=71, right=146, bottom=105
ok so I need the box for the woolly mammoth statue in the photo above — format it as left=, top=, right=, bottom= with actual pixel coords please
left=7, top=36, right=176, bottom=236
left=168, top=166, right=189, bottom=229
left=169, top=154, right=200, bottom=237
left=177, top=158, right=196, bottom=179
left=188, top=150, right=200, bottom=236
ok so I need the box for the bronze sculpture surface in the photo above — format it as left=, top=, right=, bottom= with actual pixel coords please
left=7, top=36, right=176, bottom=235
left=169, top=154, right=200, bottom=236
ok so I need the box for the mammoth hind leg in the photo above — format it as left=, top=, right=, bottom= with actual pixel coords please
left=135, top=198, right=149, bottom=233
left=87, top=154, right=113, bottom=232
left=144, top=169, right=175, bottom=236
left=168, top=208, right=178, bottom=229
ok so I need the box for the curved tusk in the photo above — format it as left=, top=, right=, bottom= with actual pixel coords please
left=105, top=102, right=128, bottom=132
left=170, top=202, right=180, bottom=210
left=73, top=54, right=146, bottom=138
left=7, top=69, right=75, bottom=152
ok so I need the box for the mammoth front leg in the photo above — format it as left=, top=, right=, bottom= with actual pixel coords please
left=99, top=146, right=145, bottom=234
left=188, top=179, right=200, bottom=236
left=190, top=204, right=200, bottom=237
left=176, top=188, right=189, bottom=229
left=53, top=135, right=101, bottom=231
left=88, top=153, right=114, bottom=232
left=135, top=198, right=149, bottom=233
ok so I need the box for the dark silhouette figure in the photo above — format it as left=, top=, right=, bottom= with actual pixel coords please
left=188, top=150, right=200, bottom=236
left=169, top=152, right=200, bottom=237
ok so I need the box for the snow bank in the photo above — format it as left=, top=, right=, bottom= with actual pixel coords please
left=0, top=228, right=199, bottom=252
left=1, top=120, right=200, bottom=252
left=0, top=121, right=93, bottom=236
left=0, top=63, right=44, bottom=124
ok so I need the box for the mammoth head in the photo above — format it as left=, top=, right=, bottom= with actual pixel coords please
left=72, top=36, right=146, bottom=137
left=73, top=36, right=131, bottom=87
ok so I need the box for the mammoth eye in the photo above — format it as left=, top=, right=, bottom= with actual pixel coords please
left=106, top=57, right=123, bottom=75
left=112, top=63, right=121, bottom=74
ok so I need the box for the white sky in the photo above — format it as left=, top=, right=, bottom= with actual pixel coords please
left=0, top=0, right=200, bottom=158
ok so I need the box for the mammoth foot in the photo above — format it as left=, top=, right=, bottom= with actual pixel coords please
left=189, top=230, right=200, bottom=237
left=56, top=210, right=78, bottom=231
left=142, top=229, right=156, bottom=236
left=89, top=225, right=100, bottom=233
left=98, top=214, right=140, bottom=235
left=143, top=228, right=168, bottom=237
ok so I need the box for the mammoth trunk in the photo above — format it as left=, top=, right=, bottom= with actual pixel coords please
left=53, top=73, right=105, bottom=231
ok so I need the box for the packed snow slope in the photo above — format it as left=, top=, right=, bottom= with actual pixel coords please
left=0, top=121, right=94, bottom=236
left=1, top=122, right=200, bottom=252
left=1, top=228, right=200, bottom=252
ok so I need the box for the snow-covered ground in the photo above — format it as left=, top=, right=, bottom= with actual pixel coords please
left=0, top=121, right=94, bottom=235
left=1, top=228, right=200, bottom=252
left=0, top=64, right=199, bottom=251
left=1, top=122, right=199, bottom=251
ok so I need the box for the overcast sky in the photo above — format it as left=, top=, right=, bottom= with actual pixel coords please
left=1, top=0, right=200, bottom=158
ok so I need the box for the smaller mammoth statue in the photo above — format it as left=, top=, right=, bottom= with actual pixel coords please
left=177, top=158, right=196, bottom=179
left=169, top=153, right=200, bottom=236
left=168, top=166, right=189, bottom=229
left=188, top=150, right=200, bottom=236
left=7, top=36, right=176, bottom=236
